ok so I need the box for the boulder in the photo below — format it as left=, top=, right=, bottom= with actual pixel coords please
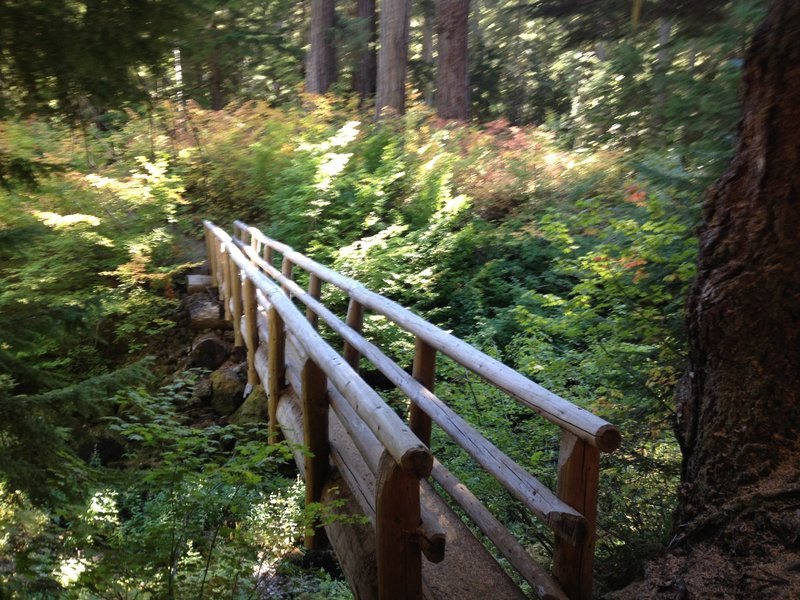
left=229, top=384, right=268, bottom=425
left=210, top=367, right=246, bottom=416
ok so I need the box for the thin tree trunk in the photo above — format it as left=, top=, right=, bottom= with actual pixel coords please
left=207, top=53, right=225, bottom=111
left=352, top=0, right=377, bottom=104
left=306, top=0, right=337, bottom=94
left=422, top=0, right=435, bottom=107
left=436, top=0, right=470, bottom=121
left=375, top=0, right=411, bottom=118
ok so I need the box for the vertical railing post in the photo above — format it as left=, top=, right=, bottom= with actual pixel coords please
left=553, top=431, right=600, bottom=600
left=242, top=277, right=259, bottom=387
left=306, top=274, right=322, bottom=329
left=204, top=226, right=216, bottom=283
left=409, top=337, right=435, bottom=446
left=342, top=299, right=364, bottom=369
left=281, top=256, right=293, bottom=295
left=376, top=452, right=422, bottom=600
left=302, top=358, right=329, bottom=550
left=220, top=243, right=232, bottom=319
left=229, top=253, right=243, bottom=346
left=267, top=306, right=286, bottom=442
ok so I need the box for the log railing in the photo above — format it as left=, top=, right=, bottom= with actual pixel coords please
left=204, top=220, right=621, bottom=600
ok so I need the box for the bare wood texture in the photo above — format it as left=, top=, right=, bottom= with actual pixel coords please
left=552, top=433, right=599, bottom=600
left=281, top=256, right=294, bottom=295
left=376, top=451, right=422, bottom=600
left=265, top=344, right=525, bottom=600
left=376, top=0, right=411, bottom=117
left=343, top=299, right=364, bottom=369
left=220, top=237, right=431, bottom=478
left=267, top=306, right=286, bottom=441
left=187, top=274, right=213, bottom=294
left=436, top=0, right=470, bottom=121
left=230, top=223, right=620, bottom=452
left=410, top=337, right=436, bottom=446
left=306, top=274, right=322, bottom=329
left=432, top=460, right=568, bottom=600
left=229, top=255, right=243, bottom=346
left=306, top=0, right=337, bottom=94
left=232, top=232, right=586, bottom=543
left=204, top=228, right=216, bottom=283
left=242, top=277, right=259, bottom=386
left=302, top=358, right=330, bottom=549
left=220, top=245, right=231, bottom=320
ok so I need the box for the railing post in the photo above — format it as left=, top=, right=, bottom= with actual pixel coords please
left=281, top=256, right=293, bottom=295
left=229, top=253, right=243, bottom=346
left=553, top=431, right=600, bottom=600
left=343, top=299, right=364, bottom=369
left=242, top=277, right=260, bottom=387
left=376, top=451, right=422, bottom=600
left=302, top=358, right=329, bottom=550
left=306, top=274, right=322, bottom=329
left=267, top=306, right=286, bottom=442
left=220, top=244, right=232, bottom=320
left=204, top=226, right=216, bottom=283
left=409, top=336, right=435, bottom=446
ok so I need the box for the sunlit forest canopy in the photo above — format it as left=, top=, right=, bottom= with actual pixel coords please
left=1, top=0, right=786, bottom=598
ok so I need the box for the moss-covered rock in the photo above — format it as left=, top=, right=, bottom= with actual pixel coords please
left=209, top=367, right=246, bottom=415
left=230, top=384, right=268, bottom=425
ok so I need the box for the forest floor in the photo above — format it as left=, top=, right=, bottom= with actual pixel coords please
left=611, top=476, right=800, bottom=599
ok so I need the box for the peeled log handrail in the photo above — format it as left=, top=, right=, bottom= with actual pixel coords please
left=206, top=221, right=431, bottom=478
left=233, top=220, right=620, bottom=452
left=206, top=219, right=622, bottom=600
left=235, top=237, right=585, bottom=544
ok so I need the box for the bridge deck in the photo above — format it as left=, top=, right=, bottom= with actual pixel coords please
left=276, top=383, right=526, bottom=600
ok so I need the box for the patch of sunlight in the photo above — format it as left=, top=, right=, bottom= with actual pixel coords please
left=439, top=194, right=469, bottom=216
left=54, top=556, right=89, bottom=587
left=32, top=211, right=100, bottom=228
left=250, top=477, right=305, bottom=579
left=338, top=224, right=408, bottom=260
left=316, top=152, right=353, bottom=191
left=330, top=121, right=361, bottom=147
left=85, top=489, right=120, bottom=527
left=422, top=153, right=442, bottom=172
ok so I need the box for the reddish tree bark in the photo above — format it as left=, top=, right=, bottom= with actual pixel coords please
left=676, top=0, right=800, bottom=520
left=306, top=0, right=337, bottom=94
left=352, top=0, right=377, bottom=104
left=436, top=0, right=470, bottom=120
left=375, top=0, right=411, bottom=118
left=616, top=3, right=800, bottom=596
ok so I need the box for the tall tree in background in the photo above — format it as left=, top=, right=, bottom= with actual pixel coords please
left=306, top=0, right=337, bottom=93
left=376, top=0, right=411, bottom=117
left=436, top=0, right=471, bottom=120
left=352, top=0, right=377, bottom=104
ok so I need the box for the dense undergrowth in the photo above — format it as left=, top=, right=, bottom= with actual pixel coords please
left=0, top=91, right=734, bottom=597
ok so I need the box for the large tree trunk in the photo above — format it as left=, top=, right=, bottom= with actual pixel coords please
left=436, top=0, right=470, bottom=120
left=676, top=0, right=800, bottom=522
left=375, top=0, right=411, bottom=118
left=614, top=3, right=800, bottom=597
left=306, top=0, right=337, bottom=94
left=352, top=0, right=377, bottom=105
left=614, top=2, right=800, bottom=597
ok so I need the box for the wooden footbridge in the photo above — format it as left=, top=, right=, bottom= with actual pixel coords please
left=203, top=220, right=621, bottom=600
